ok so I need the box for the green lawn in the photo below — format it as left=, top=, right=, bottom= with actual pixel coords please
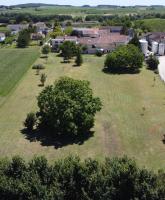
left=0, top=48, right=40, bottom=96
left=0, top=53, right=164, bottom=170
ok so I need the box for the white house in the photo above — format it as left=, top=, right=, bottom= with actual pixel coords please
left=0, top=33, right=5, bottom=42
left=52, top=36, right=78, bottom=50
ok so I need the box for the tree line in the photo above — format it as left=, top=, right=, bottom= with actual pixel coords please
left=85, top=13, right=165, bottom=22
left=0, top=155, right=164, bottom=200
left=1, top=12, right=165, bottom=24
left=0, top=13, right=72, bottom=24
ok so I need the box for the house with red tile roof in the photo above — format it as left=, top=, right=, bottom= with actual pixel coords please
left=51, top=27, right=129, bottom=54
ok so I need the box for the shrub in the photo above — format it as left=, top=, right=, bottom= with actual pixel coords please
left=96, top=50, right=103, bottom=57
left=24, top=112, right=36, bottom=131
left=42, top=44, right=51, bottom=57
left=146, top=55, right=159, bottom=70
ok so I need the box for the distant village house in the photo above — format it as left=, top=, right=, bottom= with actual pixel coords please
left=0, top=33, right=5, bottom=42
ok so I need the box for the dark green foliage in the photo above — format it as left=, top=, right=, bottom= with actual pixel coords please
left=17, top=29, right=30, bottom=48
left=82, top=45, right=88, bottom=52
left=104, top=44, right=144, bottom=72
left=0, top=13, right=72, bottom=24
left=75, top=47, right=83, bottom=66
left=120, top=24, right=129, bottom=35
left=146, top=55, right=159, bottom=70
left=37, top=77, right=102, bottom=136
left=0, top=155, right=164, bottom=200
left=42, top=45, right=51, bottom=57
left=40, top=73, right=47, bottom=86
left=4, top=35, right=15, bottom=45
left=95, top=50, right=103, bottom=57
left=60, top=41, right=77, bottom=62
left=28, top=23, right=37, bottom=33
left=24, top=112, right=36, bottom=131
left=129, top=33, right=141, bottom=49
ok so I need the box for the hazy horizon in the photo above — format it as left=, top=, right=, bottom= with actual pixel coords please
left=1, top=0, right=165, bottom=6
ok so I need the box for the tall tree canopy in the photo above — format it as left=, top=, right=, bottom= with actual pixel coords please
left=104, top=44, right=144, bottom=72
left=37, top=77, right=102, bottom=136
left=17, top=29, right=30, bottom=48
left=60, top=41, right=77, bottom=62
left=0, top=155, right=164, bottom=200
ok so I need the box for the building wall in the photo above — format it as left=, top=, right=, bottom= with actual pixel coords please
left=0, top=36, right=5, bottom=42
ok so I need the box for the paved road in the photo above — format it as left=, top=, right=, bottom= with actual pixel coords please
left=158, top=56, right=165, bottom=82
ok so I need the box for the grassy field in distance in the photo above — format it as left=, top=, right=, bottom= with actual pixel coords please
left=138, top=18, right=165, bottom=32
left=0, top=53, right=164, bottom=170
left=0, top=48, right=40, bottom=96
left=1, top=6, right=165, bottom=16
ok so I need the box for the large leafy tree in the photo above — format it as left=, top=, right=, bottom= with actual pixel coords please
left=104, top=44, right=144, bottom=72
left=60, top=41, right=77, bottom=62
left=37, top=77, right=102, bottom=136
left=50, top=24, right=64, bottom=39
left=17, top=29, right=30, bottom=48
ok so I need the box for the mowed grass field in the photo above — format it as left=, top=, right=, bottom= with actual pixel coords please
left=0, top=53, right=165, bottom=170
left=0, top=48, right=40, bottom=96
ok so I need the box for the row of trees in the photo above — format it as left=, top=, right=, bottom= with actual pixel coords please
left=0, top=13, right=72, bottom=24
left=0, top=10, right=165, bottom=24
left=85, top=13, right=165, bottom=23
left=41, top=41, right=83, bottom=66
left=0, top=155, right=164, bottom=199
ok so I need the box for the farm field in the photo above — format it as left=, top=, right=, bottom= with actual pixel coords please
left=0, top=53, right=165, bottom=170
left=0, top=48, right=40, bottom=97
left=138, top=18, right=165, bottom=32
left=1, top=6, right=165, bottom=16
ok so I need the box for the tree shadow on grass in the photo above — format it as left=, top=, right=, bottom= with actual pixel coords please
left=73, top=64, right=80, bottom=67
left=162, top=135, right=165, bottom=144
left=102, top=67, right=140, bottom=75
left=61, top=60, right=71, bottom=64
left=40, top=55, right=48, bottom=59
left=21, top=127, right=94, bottom=149
left=146, top=67, right=158, bottom=74
left=38, top=84, right=44, bottom=87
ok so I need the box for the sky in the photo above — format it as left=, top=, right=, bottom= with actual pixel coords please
left=1, top=0, right=165, bottom=6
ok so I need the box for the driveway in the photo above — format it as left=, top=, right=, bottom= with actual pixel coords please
left=158, top=56, right=165, bottom=82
